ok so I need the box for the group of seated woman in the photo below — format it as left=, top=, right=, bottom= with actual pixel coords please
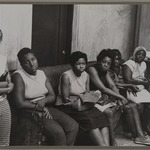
left=1, top=46, right=150, bottom=146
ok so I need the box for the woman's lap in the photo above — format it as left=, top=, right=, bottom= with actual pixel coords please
left=56, top=106, right=109, bottom=131
left=47, top=107, right=78, bottom=133
left=42, top=116, right=66, bottom=137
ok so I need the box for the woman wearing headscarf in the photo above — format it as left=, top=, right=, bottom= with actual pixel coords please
left=123, top=46, right=150, bottom=136
left=123, top=46, right=150, bottom=103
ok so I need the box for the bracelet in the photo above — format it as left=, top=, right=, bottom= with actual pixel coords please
left=34, top=103, right=44, bottom=112
left=33, top=103, right=38, bottom=111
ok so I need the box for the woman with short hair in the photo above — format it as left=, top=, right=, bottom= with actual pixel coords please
left=11, top=48, right=79, bottom=146
left=56, top=51, right=110, bottom=146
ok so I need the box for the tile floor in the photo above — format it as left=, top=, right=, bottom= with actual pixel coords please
left=115, top=132, right=147, bottom=146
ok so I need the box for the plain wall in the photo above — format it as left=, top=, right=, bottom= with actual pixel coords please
left=0, top=4, right=138, bottom=70
left=137, top=5, right=150, bottom=51
left=72, top=4, right=137, bottom=61
left=0, top=4, right=32, bottom=70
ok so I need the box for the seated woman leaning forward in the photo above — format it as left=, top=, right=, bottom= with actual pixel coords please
left=123, top=46, right=150, bottom=136
left=109, top=48, right=150, bottom=145
left=87, top=49, right=129, bottom=146
left=55, top=51, right=110, bottom=146
left=11, top=48, right=79, bottom=146
left=87, top=49, right=150, bottom=146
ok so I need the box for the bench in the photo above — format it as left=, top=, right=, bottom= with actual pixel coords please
left=9, top=60, right=140, bottom=146
left=9, top=62, right=100, bottom=146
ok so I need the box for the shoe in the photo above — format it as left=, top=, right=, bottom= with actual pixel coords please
left=134, top=137, right=150, bottom=146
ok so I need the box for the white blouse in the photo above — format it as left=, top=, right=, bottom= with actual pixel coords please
left=13, top=69, right=48, bottom=101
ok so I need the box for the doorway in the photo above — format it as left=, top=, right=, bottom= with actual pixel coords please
left=32, top=5, right=73, bottom=67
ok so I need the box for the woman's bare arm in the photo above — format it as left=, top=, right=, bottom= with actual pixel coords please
left=123, top=64, right=149, bottom=86
left=61, top=74, right=72, bottom=102
left=85, top=74, right=90, bottom=92
left=11, top=73, right=37, bottom=110
left=106, top=72, right=119, bottom=94
left=87, top=67, right=126, bottom=100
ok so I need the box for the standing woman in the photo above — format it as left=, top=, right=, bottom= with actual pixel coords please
left=0, top=54, right=14, bottom=146
left=56, top=51, right=110, bottom=146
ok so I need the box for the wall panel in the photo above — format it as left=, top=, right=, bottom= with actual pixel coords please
left=72, top=4, right=137, bottom=61
left=0, top=4, right=32, bottom=70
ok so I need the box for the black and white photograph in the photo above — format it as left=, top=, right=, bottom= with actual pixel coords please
left=0, top=3, right=150, bottom=147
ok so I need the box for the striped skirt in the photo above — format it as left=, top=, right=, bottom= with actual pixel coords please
left=0, top=98, right=11, bottom=146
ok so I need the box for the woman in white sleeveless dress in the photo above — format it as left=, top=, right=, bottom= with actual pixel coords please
left=123, top=46, right=150, bottom=103
left=123, top=46, right=150, bottom=135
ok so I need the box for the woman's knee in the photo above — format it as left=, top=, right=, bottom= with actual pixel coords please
left=124, top=104, right=132, bottom=113
left=104, top=108, right=114, bottom=119
left=71, top=120, right=79, bottom=133
left=63, top=116, right=79, bottom=134
left=129, top=103, right=137, bottom=110
left=44, top=120, right=66, bottom=145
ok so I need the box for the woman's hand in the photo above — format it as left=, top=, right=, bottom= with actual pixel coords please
left=43, top=107, right=53, bottom=119
left=63, top=98, right=74, bottom=106
left=119, top=96, right=128, bottom=106
left=116, top=96, right=128, bottom=113
left=6, top=73, right=11, bottom=83
left=36, top=99, right=46, bottom=108
left=127, top=85, right=140, bottom=96
left=32, top=107, right=53, bottom=121
left=131, top=85, right=140, bottom=92
left=7, top=82, right=14, bottom=93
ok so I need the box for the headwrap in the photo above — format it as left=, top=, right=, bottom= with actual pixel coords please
left=132, top=46, right=147, bottom=60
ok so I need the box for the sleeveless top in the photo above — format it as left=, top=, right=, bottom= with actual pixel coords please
left=13, top=69, right=48, bottom=101
left=123, top=59, right=146, bottom=81
left=56, top=69, right=88, bottom=105
left=89, top=64, right=109, bottom=91
left=124, top=59, right=147, bottom=90
left=58, top=69, right=88, bottom=95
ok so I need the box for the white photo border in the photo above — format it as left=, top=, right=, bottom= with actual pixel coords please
left=0, top=0, right=150, bottom=150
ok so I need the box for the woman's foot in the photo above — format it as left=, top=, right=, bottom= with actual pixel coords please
left=134, top=136, right=150, bottom=146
